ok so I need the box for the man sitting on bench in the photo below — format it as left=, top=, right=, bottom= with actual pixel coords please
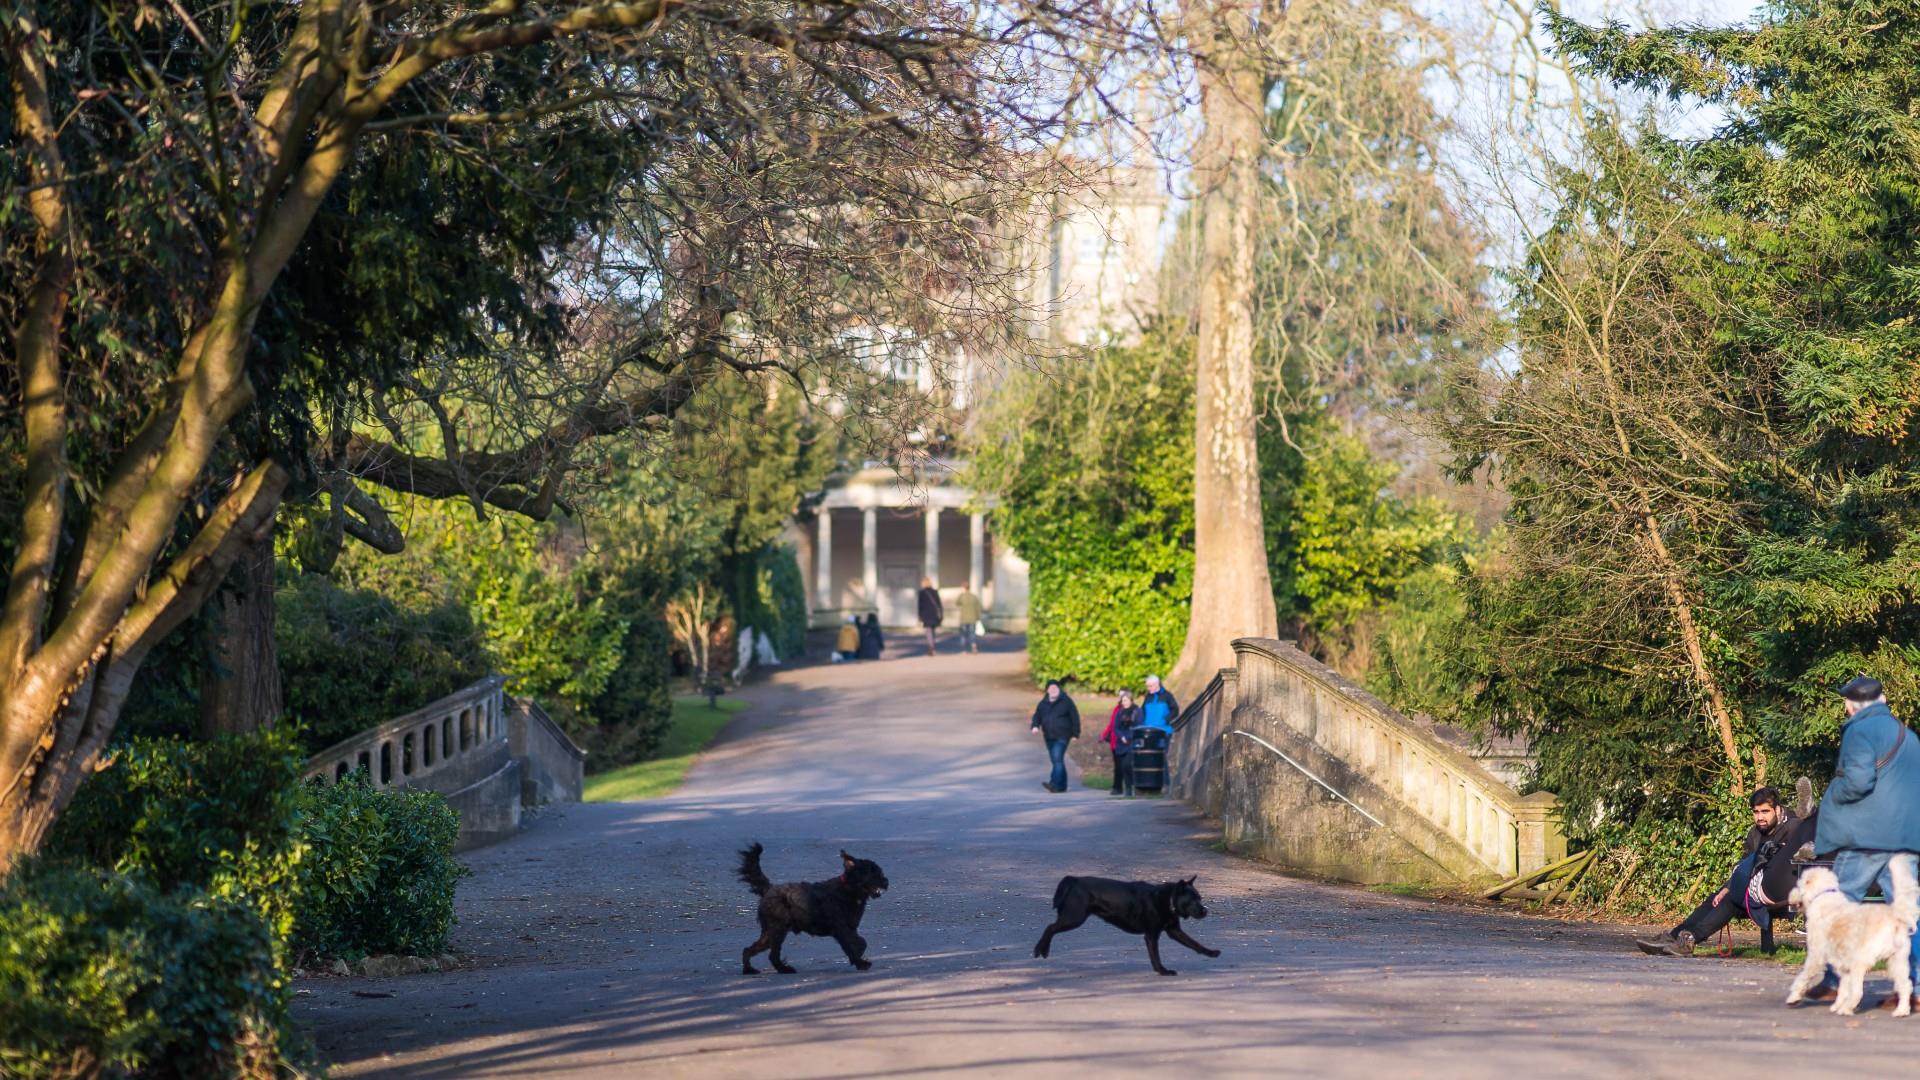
left=1636, top=787, right=1806, bottom=957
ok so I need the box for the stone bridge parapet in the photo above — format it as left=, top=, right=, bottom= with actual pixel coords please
left=1169, top=638, right=1566, bottom=886
left=304, top=677, right=584, bottom=850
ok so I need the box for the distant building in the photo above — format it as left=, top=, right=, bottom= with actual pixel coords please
left=792, top=162, right=1167, bottom=630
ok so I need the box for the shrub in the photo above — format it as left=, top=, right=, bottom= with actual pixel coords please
left=293, top=775, right=467, bottom=959
left=45, top=730, right=308, bottom=949
left=584, top=612, right=675, bottom=766
left=278, top=569, right=490, bottom=754
left=0, top=862, right=297, bottom=1080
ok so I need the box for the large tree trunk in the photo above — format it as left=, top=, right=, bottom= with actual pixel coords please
left=199, top=532, right=284, bottom=738
left=1168, top=0, right=1279, bottom=698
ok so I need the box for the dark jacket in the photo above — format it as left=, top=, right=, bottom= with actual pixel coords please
left=1752, top=809, right=1818, bottom=910
left=1101, top=704, right=1139, bottom=753
left=1031, top=693, right=1081, bottom=742
left=1814, top=701, right=1920, bottom=855
left=1138, top=688, right=1179, bottom=732
left=917, top=587, right=944, bottom=628
left=856, top=616, right=884, bottom=660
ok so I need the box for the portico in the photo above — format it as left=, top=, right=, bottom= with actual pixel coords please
left=799, top=462, right=1028, bottom=631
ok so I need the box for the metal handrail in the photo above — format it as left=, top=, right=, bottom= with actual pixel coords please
left=1228, top=729, right=1460, bottom=878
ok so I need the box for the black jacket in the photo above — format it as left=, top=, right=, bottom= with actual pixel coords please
left=917, top=586, right=944, bottom=627
left=1031, top=693, right=1081, bottom=742
left=1753, top=810, right=1818, bottom=910
left=856, top=617, right=883, bottom=660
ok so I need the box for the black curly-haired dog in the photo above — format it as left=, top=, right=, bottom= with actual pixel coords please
left=1033, top=875, right=1220, bottom=975
left=737, top=842, right=890, bottom=975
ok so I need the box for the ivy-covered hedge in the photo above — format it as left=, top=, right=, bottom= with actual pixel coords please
left=972, top=327, right=1468, bottom=691
left=971, top=329, right=1198, bottom=690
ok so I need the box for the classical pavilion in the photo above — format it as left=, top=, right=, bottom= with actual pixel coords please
left=792, top=159, right=1166, bottom=631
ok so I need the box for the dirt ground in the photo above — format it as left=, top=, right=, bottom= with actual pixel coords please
left=294, top=635, right=1920, bottom=1078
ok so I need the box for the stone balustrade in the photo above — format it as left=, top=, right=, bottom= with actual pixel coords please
left=305, top=676, right=584, bottom=849
left=307, top=677, right=509, bottom=792
left=1169, top=638, right=1566, bottom=885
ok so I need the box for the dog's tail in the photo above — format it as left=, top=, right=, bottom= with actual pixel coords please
left=1051, top=875, right=1076, bottom=911
left=1894, top=853, right=1920, bottom=932
left=738, top=842, right=771, bottom=897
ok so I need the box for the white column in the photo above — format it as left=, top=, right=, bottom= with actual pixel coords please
left=923, top=506, right=940, bottom=582
left=968, top=513, right=986, bottom=593
left=815, top=510, right=833, bottom=610
left=862, top=507, right=878, bottom=609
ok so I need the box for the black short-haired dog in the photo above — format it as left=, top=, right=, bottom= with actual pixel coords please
left=737, top=842, right=889, bottom=975
left=1032, top=874, right=1220, bottom=975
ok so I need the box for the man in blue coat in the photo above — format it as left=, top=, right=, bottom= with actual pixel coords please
left=1812, top=676, right=1920, bottom=1007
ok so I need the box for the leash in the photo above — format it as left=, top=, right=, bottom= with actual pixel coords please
left=1718, top=924, right=1733, bottom=957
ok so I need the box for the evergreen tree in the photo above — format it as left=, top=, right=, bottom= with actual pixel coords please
left=1440, top=0, right=1920, bottom=827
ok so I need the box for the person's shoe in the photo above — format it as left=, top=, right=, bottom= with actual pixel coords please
left=1634, top=931, right=1693, bottom=957
left=1041, top=782, right=1060, bottom=793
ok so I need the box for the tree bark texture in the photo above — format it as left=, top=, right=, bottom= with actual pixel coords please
left=199, top=532, right=284, bottom=739
left=1168, top=0, right=1280, bottom=699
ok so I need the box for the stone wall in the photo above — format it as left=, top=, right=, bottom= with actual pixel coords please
left=1168, top=639, right=1565, bottom=887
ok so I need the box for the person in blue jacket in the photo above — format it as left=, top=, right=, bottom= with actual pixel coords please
left=1137, top=674, right=1179, bottom=734
left=1811, top=675, right=1920, bottom=1008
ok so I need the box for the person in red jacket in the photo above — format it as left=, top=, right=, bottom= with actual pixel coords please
left=1100, top=690, right=1140, bottom=797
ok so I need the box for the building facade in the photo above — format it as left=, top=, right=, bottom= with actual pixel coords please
left=797, top=163, right=1166, bottom=630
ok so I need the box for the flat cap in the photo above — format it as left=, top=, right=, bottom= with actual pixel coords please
left=1839, top=675, right=1884, bottom=703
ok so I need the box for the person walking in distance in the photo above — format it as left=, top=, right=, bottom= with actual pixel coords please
left=917, top=577, right=944, bottom=657
left=956, top=584, right=983, bottom=654
left=1806, top=675, right=1920, bottom=1008
left=1101, top=690, right=1140, bottom=797
left=1030, top=680, right=1080, bottom=794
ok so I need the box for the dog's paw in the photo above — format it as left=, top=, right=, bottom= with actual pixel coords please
left=1033, top=945, right=1049, bottom=959
left=774, top=964, right=797, bottom=975
left=852, top=959, right=873, bottom=972
left=1830, top=1002, right=1856, bottom=1016
left=742, top=965, right=759, bottom=976
left=1895, top=1002, right=1912, bottom=1018
left=1156, top=968, right=1178, bottom=976
left=1204, top=949, right=1222, bottom=958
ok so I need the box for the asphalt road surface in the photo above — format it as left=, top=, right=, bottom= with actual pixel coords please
left=295, top=635, right=1920, bottom=1078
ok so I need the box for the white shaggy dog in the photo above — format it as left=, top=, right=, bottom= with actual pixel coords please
left=1785, top=854, right=1920, bottom=1016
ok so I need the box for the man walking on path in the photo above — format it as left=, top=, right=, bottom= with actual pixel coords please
left=956, top=585, right=982, bottom=653
left=1030, top=679, right=1080, bottom=793
left=1138, top=674, right=1179, bottom=734
left=918, top=577, right=944, bottom=656
left=1811, top=676, right=1920, bottom=1008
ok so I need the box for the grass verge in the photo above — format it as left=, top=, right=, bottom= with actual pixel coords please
left=584, top=695, right=749, bottom=802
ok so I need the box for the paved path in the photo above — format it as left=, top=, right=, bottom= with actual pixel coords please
left=297, top=638, right=1920, bottom=1077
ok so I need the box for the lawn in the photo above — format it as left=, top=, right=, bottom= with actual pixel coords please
left=583, top=695, right=749, bottom=802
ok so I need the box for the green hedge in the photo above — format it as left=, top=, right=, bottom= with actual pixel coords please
left=294, top=775, right=466, bottom=959
left=0, top=863, right=294, bottom=1080
left=584, top=612, right=675, bottom=766
left=46, top=730, right=308, bottom=949
left=278, top=570, right=490, bottom=754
